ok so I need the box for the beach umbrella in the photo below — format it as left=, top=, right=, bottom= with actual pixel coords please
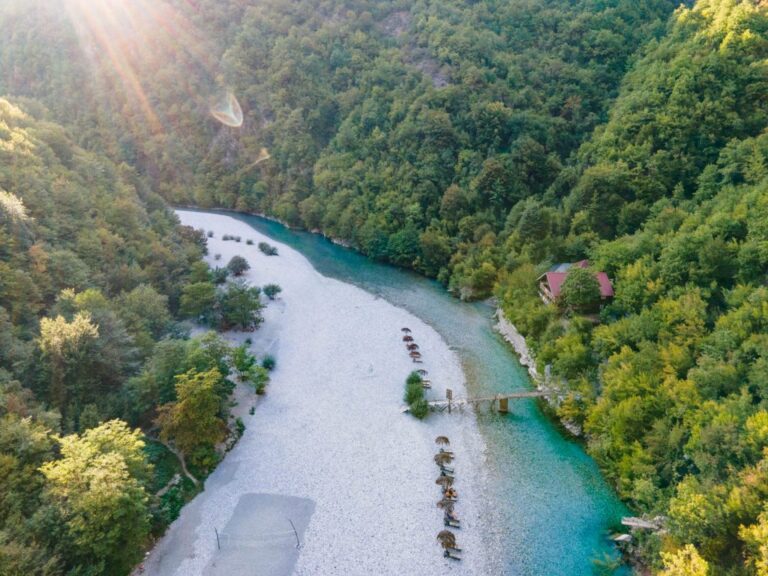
left=407, top=343, right=420, bottom=351
left=434, top=452, right=453, bottom=466
left=401, top=327, right=411, bottom=333
left=416, top=369, right=428, bottom=376
left=436, top=476, right=454, bottom=489
left=409, top=350, right=422, bottom=358
left=437, top=498, right=455, bottom=512
left=435, top=436, right=450, bottom=446
left=402, top=335, right=414, bottom=342
left=436, top=530, right=456, bottom=549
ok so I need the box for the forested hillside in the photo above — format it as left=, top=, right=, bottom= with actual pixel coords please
left=500, top=1, right=768, bottom=573
left=0, top=98, right=268, bottom=574
left=0, top=0, right=679, bottom=295
left=2, top=0, right=768, bottom=573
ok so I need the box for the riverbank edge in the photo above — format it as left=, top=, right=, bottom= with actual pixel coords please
left=492, top=308, right=589, bottom=440
left=493, top=308, right=540, bottom=383
left=173, top=204, right=354, bottom=248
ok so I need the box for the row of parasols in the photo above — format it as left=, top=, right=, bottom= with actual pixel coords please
left=434, top=435, right=462, bottom=561
left=401, top=327, right=424, bottom=364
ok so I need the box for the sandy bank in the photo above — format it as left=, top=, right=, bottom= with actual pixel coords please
left=141, top=210, right=499, bottom=575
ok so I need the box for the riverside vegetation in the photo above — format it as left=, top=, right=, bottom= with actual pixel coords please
left=1, top=0, right=768, bottom=573
left=0, top=100, right=273, bottom=574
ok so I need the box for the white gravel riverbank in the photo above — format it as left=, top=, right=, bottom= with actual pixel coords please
left=141, top=210, right=501, bottom=576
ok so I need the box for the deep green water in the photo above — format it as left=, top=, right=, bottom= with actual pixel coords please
left=198, top=209, right=630, bottom=575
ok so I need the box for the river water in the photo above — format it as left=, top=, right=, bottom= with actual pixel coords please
left=200, top=209, right=629, bottom=575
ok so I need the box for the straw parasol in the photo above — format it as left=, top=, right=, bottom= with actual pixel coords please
left=434, top=452, right=454, bottom=466
left=435, top=435, right=450, bottom=446
left=436, top=530, right=456, bottom=550
left=436, top=476, right=454, bottom=489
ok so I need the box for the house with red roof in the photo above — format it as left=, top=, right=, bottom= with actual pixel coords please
left=538, top=260, right=614, bottom=304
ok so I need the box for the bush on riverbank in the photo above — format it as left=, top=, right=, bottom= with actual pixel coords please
left=258, top=241, right=278, bottom=256
left=404, top=372, right=428, bottom=419
left=263, top=283, right=282, bottom=300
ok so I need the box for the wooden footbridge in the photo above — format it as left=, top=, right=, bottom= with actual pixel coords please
left=402, top=389, right=552, bottom=414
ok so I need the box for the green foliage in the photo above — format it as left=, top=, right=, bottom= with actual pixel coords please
left=217, top=280, right=263, bottom=331
left=258, top=242, right=278, bottom=256
left=261, top=355, right=276, bottom=371
left=226, top=255, right=250, bottom=276
left=40, top=421, right=151, bottom=576
left=155, top=368, right=227, bottom=471
left=404, top=372, right=428, bottom=418
left=211, top=266, right=230, bottom=285
left=230, top=344, right=270, bottom=393
left=559, top=268, right=602, bottom=313
left=180, top=281, right=216, bottom=320
left=263, top=283, right=282, bottom=300
left=410, top=399, right=429, bottom=420
left=2, top=0, right=768, bottom=572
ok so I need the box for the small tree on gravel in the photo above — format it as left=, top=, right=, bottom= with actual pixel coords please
left=227, top=255, right=250, bottom=277
left=263, top=283, right=282, bottom=300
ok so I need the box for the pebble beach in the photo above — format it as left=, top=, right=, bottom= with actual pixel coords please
left=141, top=210, right=502, bottom=576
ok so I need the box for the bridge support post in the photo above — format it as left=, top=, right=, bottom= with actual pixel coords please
left=498, top=397, right=509, bottom=414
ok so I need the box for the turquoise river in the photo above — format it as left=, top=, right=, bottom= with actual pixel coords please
left=202, top=209, right=630, bottom=575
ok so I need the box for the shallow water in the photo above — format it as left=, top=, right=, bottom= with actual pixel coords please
left=195, top=209, right=630, bottom=575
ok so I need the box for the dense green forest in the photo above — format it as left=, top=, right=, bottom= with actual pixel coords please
left=2, top=0, right=768, bottom=573
left=0, top=99, right=269, bottom=574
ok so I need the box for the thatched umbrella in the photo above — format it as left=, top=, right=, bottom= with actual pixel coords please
left=402, top=335, right=414, bottom=342
left=437, top=498, right=455, bottom=513
left=434, top=452, right=454, bottom=466
left=409, top=350, right=422, bottom=358
left=401, top=327, right=412, bottom=333
left=436, top=476, right=454, bottom=490
left=407, top=343, right=420, bottom=351
left=416, top=369, right=428, bottom=376
left=435, top=435, right=450, bottom=446
left=436, top=530, right=456, bottom=550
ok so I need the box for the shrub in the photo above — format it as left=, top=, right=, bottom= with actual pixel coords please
left=254, top=369, right=268, bottom=394
left=212, top=267, right=229, bottom=285
left=207, top=230, right=214, bottom=238
left=214, top=253, right=221, bottom=261
left=258, top=241, right=278, bottom=256
left=234, top=236, right=242, bottom=242
left=263, top=283, right=282, bottom=300
left=410, top=399, right=429, bottom=419
left=235, top=417, right=245, bottom=437
left=222, top=234, right=231, bottom=241
left=246, top=239, right=254, bottom=245
left=217, top=280, right=263, bottom=330
left=405, top=380, right=423, bottom=404
left=406, top=371, right=423, bottom=386
left=227, top=255, right=250, bottom=276
left=403, top=371, right=428, bottom=418
left=262, top=355, right=276, bottom=371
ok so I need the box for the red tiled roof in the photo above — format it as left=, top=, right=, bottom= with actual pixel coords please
left=544, top=271, right=614, bottom=298
left=595, top=272, right=614, bottom=297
